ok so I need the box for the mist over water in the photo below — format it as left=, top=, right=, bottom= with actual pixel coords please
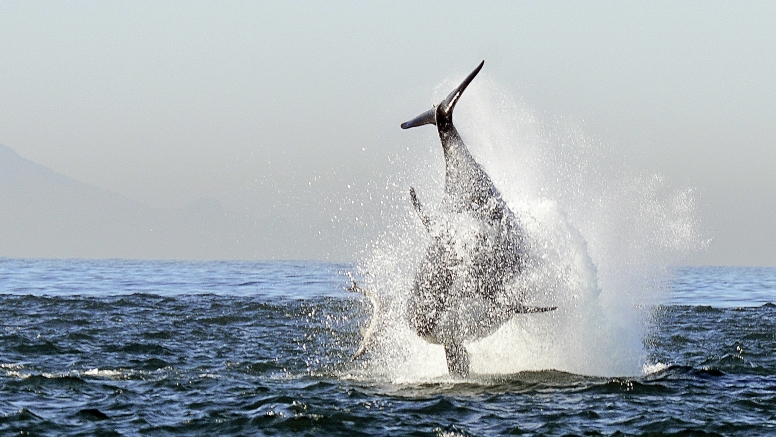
left=350, top=79, right=704, bottom=380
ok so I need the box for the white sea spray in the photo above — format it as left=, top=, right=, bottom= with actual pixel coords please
left=351, top=78, right=704, bottom=380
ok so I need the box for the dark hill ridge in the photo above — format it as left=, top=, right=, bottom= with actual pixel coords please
left=0, top=144, right=262, bottom=260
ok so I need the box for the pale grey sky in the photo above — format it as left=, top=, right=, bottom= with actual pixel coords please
left=1, top=1, right=775, bottom=265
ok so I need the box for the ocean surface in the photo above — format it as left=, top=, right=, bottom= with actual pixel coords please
left=1, top=258, right=774, bottom=436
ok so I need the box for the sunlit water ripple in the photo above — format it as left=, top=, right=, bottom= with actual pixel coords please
left=1, top=258, right=775, bottom=436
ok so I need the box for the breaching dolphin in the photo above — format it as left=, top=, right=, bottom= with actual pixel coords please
left=400, top=61, right=555, bottom=377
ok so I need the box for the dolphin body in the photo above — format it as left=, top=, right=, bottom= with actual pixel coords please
left=401, top=61, right=555, bottom=377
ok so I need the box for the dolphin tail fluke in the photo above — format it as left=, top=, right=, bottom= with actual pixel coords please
left=401, top=108, right=436, bottom=129
left=444, top=343, right=470, bottom=378
left=401, top=60, right=484, bottom=129
left=439, top=60, right=484, bottom=119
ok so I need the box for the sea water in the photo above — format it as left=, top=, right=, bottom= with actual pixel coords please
left=0, top=258, right=775, bottom=436
left=3, top=80, right=774, bottom=436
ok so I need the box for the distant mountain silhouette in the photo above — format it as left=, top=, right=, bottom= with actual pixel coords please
left=0, top=144, right=265, bottom=260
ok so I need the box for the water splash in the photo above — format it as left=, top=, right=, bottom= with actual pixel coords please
left=350, top=78, right=703, bottom=381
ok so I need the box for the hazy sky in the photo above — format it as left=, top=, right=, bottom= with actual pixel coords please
left=1, top=1, right=775, bottom=265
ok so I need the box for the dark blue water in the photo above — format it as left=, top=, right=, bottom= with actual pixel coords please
left=1, top=258, right=775, bottom=436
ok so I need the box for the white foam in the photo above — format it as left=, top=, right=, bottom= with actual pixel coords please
left=83, top=368, right=124, bottom=379
left=642, top=362, right=671, bottom=375
left=0, top=363, right=25, bottom=370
